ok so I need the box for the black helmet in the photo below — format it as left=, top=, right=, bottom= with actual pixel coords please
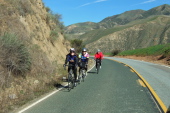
left=82, top=48, right=87, bottom=52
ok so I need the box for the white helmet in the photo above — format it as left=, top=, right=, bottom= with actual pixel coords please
left=82, top=48, right=87, bottom=52
left=97, top=49, right=100, bottom=52
left=70, top=48, right=75, bottom=52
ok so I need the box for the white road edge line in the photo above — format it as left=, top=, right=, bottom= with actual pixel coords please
left=117, top=58, right=170, bottom=68
left=148, top=91, right=162, bottom=113
left=18, top=59, right=96, bottom=113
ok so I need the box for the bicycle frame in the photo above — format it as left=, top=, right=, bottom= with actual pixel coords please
left=96, top=59, right=100, bottom=74
left=78, top=67, right=86, bottom=83
left=65, top=64, right=75, bottom=91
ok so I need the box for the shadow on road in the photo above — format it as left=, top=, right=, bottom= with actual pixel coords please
left=167, top=106, right=170, bottom=113
left=54, top=83, right=70, bottom=92
left=87, top=71, right=96, bottom=74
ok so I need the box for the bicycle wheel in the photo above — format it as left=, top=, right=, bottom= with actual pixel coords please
left=67, top=73, right=71, bottom=91
left=78, top=71, right=82, bottom=84
left=82, top=70, right=85, bottom=82
left=70, top=72, right=75, bottom=89
left=68, top=70, right=74, bottom=91
left=97, top=63, right=100, bottom=74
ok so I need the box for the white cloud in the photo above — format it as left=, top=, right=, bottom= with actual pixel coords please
left=131, top=0, right=156, bottom=6
left=140, top=0, right=156, bottom=4
left=77, top=0, right=108, bottom=8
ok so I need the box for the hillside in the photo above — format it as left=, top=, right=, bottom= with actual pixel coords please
left=65, top=4, right=170, bottom=53
left=0, top=0, right=69, bottom=112
left=86, top=15, right=170, bottom=53
left=65, top=4, right=170, bottom=36
left=116, top=43, right=170, bottom=66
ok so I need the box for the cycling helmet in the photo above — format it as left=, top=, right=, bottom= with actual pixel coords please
left=97, top=49, right=100, bottom=52
left=70, top=48, right=75, bottom=52
left=82, top=48, right=87, bottom=52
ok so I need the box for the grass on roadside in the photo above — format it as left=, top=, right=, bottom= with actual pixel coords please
left=117, top=43, right=170, bottom=57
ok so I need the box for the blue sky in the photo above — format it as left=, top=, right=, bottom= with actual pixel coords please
left=42, top=0, right=169, bottom=26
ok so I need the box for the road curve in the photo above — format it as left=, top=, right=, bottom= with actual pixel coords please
left=17, top=59, right=160, bottom=113
left=106, top=57, right=170, bottom=112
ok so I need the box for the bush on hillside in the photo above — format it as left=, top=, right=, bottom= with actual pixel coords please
left=111, top=49, right=121, bottom=56
left=45, top=8, right=64, bottom=34
left=0, top=33, right=31, bottom=76
left=71, top=39, right=85, bottom=53
left=49, top=30, right=58, bottom=45
left=7, top=0, right=34, bottom=16
left=45, top=7, right=51, bottom=13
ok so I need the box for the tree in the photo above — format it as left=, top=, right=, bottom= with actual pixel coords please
left=70, top=39, right=84, bottom=53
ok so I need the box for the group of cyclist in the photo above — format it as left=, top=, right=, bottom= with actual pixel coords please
left=63, top=48, right=103, bottom=86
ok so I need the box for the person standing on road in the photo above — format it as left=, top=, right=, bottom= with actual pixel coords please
left=94, top=49, right=104, bottom=70
left=78, top=48, right=90, bottom=74
left=64, top=48, right=78, bottom=85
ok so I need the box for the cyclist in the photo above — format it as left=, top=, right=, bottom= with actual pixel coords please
left=64, top=48, right=78, bottom=86
left=78, top=48, right=89, bottom=75
left=94, top=49, right=104, bottom=70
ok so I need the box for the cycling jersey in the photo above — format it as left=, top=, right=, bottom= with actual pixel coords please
left=65, top=54, right=78, bottom=65
left=78, top=53, right=89, bottom=62
left=94, top=52, right=104, bottom=59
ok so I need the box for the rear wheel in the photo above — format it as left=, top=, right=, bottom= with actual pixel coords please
left=71, top=73, right=75, bottom=89
left=68, top=70, right=74, bottom=91
left=78, top=71, right=82, bottom=84
left=82, top=70, right=85, bottom=82
left=97, top=63, right=100, bottom=74
left=68, top=74, right=71, bottom=91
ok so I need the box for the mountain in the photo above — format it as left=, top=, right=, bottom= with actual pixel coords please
left=65, top=4, right=170, bottom=53
left=142, top=4, right=170, bottom=17
left=86, top=15, right=170, bottom=53
left=99, top=10, right=145, bottom=28
left=65, top=22, right=99, bottom=39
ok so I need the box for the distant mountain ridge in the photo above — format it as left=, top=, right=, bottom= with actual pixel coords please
left=65, top=4, right=170, bottom=53
left=65, top=4, right=170, bottom=35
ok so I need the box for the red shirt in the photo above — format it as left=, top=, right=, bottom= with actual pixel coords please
left=94, top=52, right=104, bottom=59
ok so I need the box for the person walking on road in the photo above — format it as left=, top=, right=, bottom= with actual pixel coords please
left=94, top=49, right=104, bottom=70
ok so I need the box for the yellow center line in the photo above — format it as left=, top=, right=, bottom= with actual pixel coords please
left=130, top=69, right=134, bottom=73
left=107, top=58, right=168, bottom=113
left=137, top=79, right=146, bottom=87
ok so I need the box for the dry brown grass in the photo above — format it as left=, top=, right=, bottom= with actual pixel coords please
left=0, top=0, right=69, bottom=112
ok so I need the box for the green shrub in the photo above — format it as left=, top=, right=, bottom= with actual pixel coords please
left=7, top=0, right=34, bottom=16
left=118, top=43, right=170, bottom=57
left=111, top=49, right=121, bottom=56
left=71, top=39, right=85, bottom=53
left=49, top=30, right=58, bottom=45
left=45, top=7, right=51, bottom=13
left=0, top=33, right=31, bottom=76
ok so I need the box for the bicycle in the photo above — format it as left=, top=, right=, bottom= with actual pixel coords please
left=78, top=62, right=87, bottom=84
left=96, top=59, right=101, bottom=74
left=64, top=64, right=76, bottom=91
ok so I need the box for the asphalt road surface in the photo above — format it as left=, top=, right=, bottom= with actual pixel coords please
left=19, top=59, right=160, bottom=113
left=106, top=57, right=170, bottom=111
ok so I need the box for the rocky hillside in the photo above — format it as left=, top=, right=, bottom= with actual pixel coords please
left=0, top=0, right=69, bottom=63
left=65, top=4, right=170, bottom=53
left=0, top=0, right=69, bottom=112
left=86, top=15, right=170, bottom=53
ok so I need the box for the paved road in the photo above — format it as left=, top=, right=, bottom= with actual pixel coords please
left=19, top=59, right=160, bottom=113
left=106, top=57, right=170, bottom=110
